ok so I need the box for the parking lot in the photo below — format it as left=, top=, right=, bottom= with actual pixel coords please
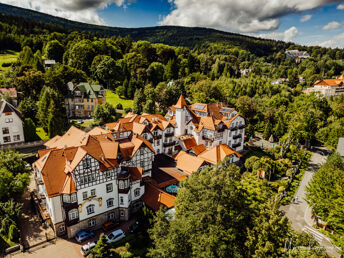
left=9, top=218, right=137, bottom=258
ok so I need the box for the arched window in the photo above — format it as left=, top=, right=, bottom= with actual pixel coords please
left=107, top=198, right=114, bottom=208
left=134, top=188, right=140, bottom=197
left=87, top=204, right=95, bottom=215
left=68, top=209, right=78, bottom=220
left=119, top=180, right=124, bottom=189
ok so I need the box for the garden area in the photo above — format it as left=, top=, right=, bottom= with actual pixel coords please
left=0, top=50, right=18, bottom=73
left=105, top=89, right=133, bottom=111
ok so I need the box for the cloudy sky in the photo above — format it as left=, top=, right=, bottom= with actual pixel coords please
left=2, top=0, right=344, bottom=48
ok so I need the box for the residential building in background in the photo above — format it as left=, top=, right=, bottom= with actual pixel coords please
left=304, top=75, right=344, bottom=97
left=0, top=99, right=24, bottom=145
left=33, top=126, right=154, bottom=238
left=65, top=82, right=106, bottom=118
left=105, top=113, right=178, bottom=156
left=166, top=95, right=246, bottom=152
left=285, top=50, right=310, bottom=60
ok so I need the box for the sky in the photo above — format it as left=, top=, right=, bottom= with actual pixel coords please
left=2, top=0, right=344, bottom=48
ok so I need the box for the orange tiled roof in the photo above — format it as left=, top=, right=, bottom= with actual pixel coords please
left=198, top=144, right=242, bottom=165
left=175, top=151, right=207, bottom=175
left=174, top=95, right=187, bottom=109
left=141, top=183, right=175, bottom=211
left=44, top=126, right=88, bottom=149
left=181, top=137, right=197, bottom=150
left=88, top=127, right=111, bottom=135
left=314, top=76, right=344, bottom=87
left=191, top=144, right=207, bottom=155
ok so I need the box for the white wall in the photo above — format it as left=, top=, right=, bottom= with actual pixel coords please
left=0, top=111, right=25, bottom=145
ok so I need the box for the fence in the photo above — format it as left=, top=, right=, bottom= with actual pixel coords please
left=0, top=140, right=45, bottom=150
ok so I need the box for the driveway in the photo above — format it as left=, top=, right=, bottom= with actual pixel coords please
left=281, top=147, right=340, bottom=257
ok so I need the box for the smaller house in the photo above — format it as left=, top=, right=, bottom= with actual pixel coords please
left=44, top=60, right=56, bottom=69
left=65, top=82, right=106, bottom=118
left=0, top=88, right=18, bottom=106
left=0, top=99, right=25, bottom=145
left=336, top=138, right=344, bottom=159
left=141, top=183, right=176, bottom=211
left=304, top=75, right=344, bottom=97
left=285, top=50, right=310, bottom=60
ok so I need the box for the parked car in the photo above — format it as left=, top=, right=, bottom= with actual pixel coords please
left=128, top=221, right=139, bottom=233
left=106, top=229, right=126, bottom=244
left=102, top=221, right=119, bottom=232
left=80, top=241, right=96, bottom=256
left=75, top=230, right=95, bottom=243
left=77, top=119, right=83, bottom=124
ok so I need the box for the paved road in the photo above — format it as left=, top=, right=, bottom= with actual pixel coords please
left=282, top=147, right=341, bottom=257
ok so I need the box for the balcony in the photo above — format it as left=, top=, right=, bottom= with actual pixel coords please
left=164, top=132, right=174, bottom=138
left=217, top=127, right=225, bottom=132
left=202, top=134, right=214, bottom=141
left=163, top=141, right=176, bottom=147
left=232, top=143, right=241, bottom=149
left=148, top=138, right=153, bottom=143
left=238, top=124, right=246, bottom=129
left=154, top=135, right=162, bottom=140
left=233, top=134, right=242, bottom=140
left=230, top=126, right=238, bottom=131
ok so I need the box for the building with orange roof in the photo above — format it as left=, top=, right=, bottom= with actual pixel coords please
left=141, top=183, right=176, bottom=211
left=304, top=75, right=344, bottom=97
left=166, top=95, right=246, bottom=154
left=33, top=125, right=155, bottom=238
left=104, top=113, right=177, bottom=156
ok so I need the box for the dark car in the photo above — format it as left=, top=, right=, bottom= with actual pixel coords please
left=102, top=221, right=119, bottom=232
left=75, top=230, right=95, bottom=243
left=128, top=221, right=139, bottom=233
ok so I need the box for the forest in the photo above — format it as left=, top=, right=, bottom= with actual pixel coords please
left=0, top=6, right=344, bottom=256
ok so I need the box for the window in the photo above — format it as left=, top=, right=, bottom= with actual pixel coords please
left=82, top=191, right=88, bottom=200
left=63, top=194, right=70, bottom=203
left=120, top=211, right=125, bottom=217
left=120, top=197, right=124, bottom=205
left=106, top=170, right=112, bottom=179
left=140, top=161, right=144, bottom=168
left=88, top=219, right=96, bottom=227
left=91, top=189, right=96, bottom=197
left=107, top=198, right=114, bottom=208
left=5, top=118, right=13, bottom=123
left=134, top=188, right=140, bottom=197
left=87, top=205, right=95, bottom=215
left=2, top=127, right=9, bottom=134
left=59, top=225, right=65, bottom=232
left=13, top=135, right=20, bottom=141
left=71, top=193, right=77, bottom=203
left=68, top=209, right=78, bottom=220
left=3, top=136, right=10, bottom=143
left=124, top=180, right=129, bottom=188
left=108, top=212, right=115, bottom=220
left=82, top=158, right=91, bottom=169
left=119, top=180, right=124, bottom=189
left=106, top=183, right=113, bottom=193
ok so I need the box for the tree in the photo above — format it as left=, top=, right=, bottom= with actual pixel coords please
left=44, top=40, right=64, bottom=62
left=91, top=233, right=115, bottom=258
left=23, top=118, right=38, bottom=142
left=245, top=198, right=289, bottom=257
left=94, top=102, right=117, bottom=125
left=33, top=50, right=44, bottom=71
left=236, top=96, right=257, bottom=122
left=149, top=165, right=253, bottom=257
left=13, top=69, right=45, bottom=99
left=164, top=59, right=178, bottom=81
left=18, top=97, right=38, bottom=122
left=18, top=46, right=34, bottom=66
left=147, top=62, right=165, bottom=86
left=92, top=56, right=122, bottom=89
left=133, top=88, right=144, bottom=114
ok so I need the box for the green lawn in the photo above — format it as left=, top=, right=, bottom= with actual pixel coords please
left=0, top=50, right=18, bottom=72
left=36, top=127, right=50, bottom=141
left=105, top=90, right=133, bottom=109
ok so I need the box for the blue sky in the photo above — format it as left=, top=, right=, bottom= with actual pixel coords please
left=2, top=0, right=344, bottom=48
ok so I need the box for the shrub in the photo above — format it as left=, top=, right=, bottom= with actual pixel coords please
left=116, top=103, right=123, bottom=110
left=8, top=224, right=18, bottom=242
left=1, top=62, right=12, bottom=68
left=124, top=107, right=132, bottom=113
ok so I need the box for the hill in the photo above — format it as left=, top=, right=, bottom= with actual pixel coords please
left=0, top=3, right=290, bottom=56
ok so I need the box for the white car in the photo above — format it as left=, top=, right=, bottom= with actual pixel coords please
left=106, top=229, right=126, bottom=244
left=80, top=241, right=96, bottom=256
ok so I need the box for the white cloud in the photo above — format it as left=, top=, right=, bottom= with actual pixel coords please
left=337, top=4, right=344, bottom=9
left=322, top=21, right=341, bottom=30
left=315, top=33, right=344, bottom=48
left=256, top=26, right=299, bottom=42
left=300, top=14, right=312, bottom=22
left=161, top=0, right=341, bottom=33
left=0, top=0, right=126, bottom=25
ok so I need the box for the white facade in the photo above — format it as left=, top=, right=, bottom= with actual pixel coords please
left=0, top=100, right=25, bottom=145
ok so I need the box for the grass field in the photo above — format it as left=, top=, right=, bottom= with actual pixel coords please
left=106, top=89, right=134, bottom=109
left=0, top=50, right=18, bottom=72
left=36, top=127, right=50, bottom=141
